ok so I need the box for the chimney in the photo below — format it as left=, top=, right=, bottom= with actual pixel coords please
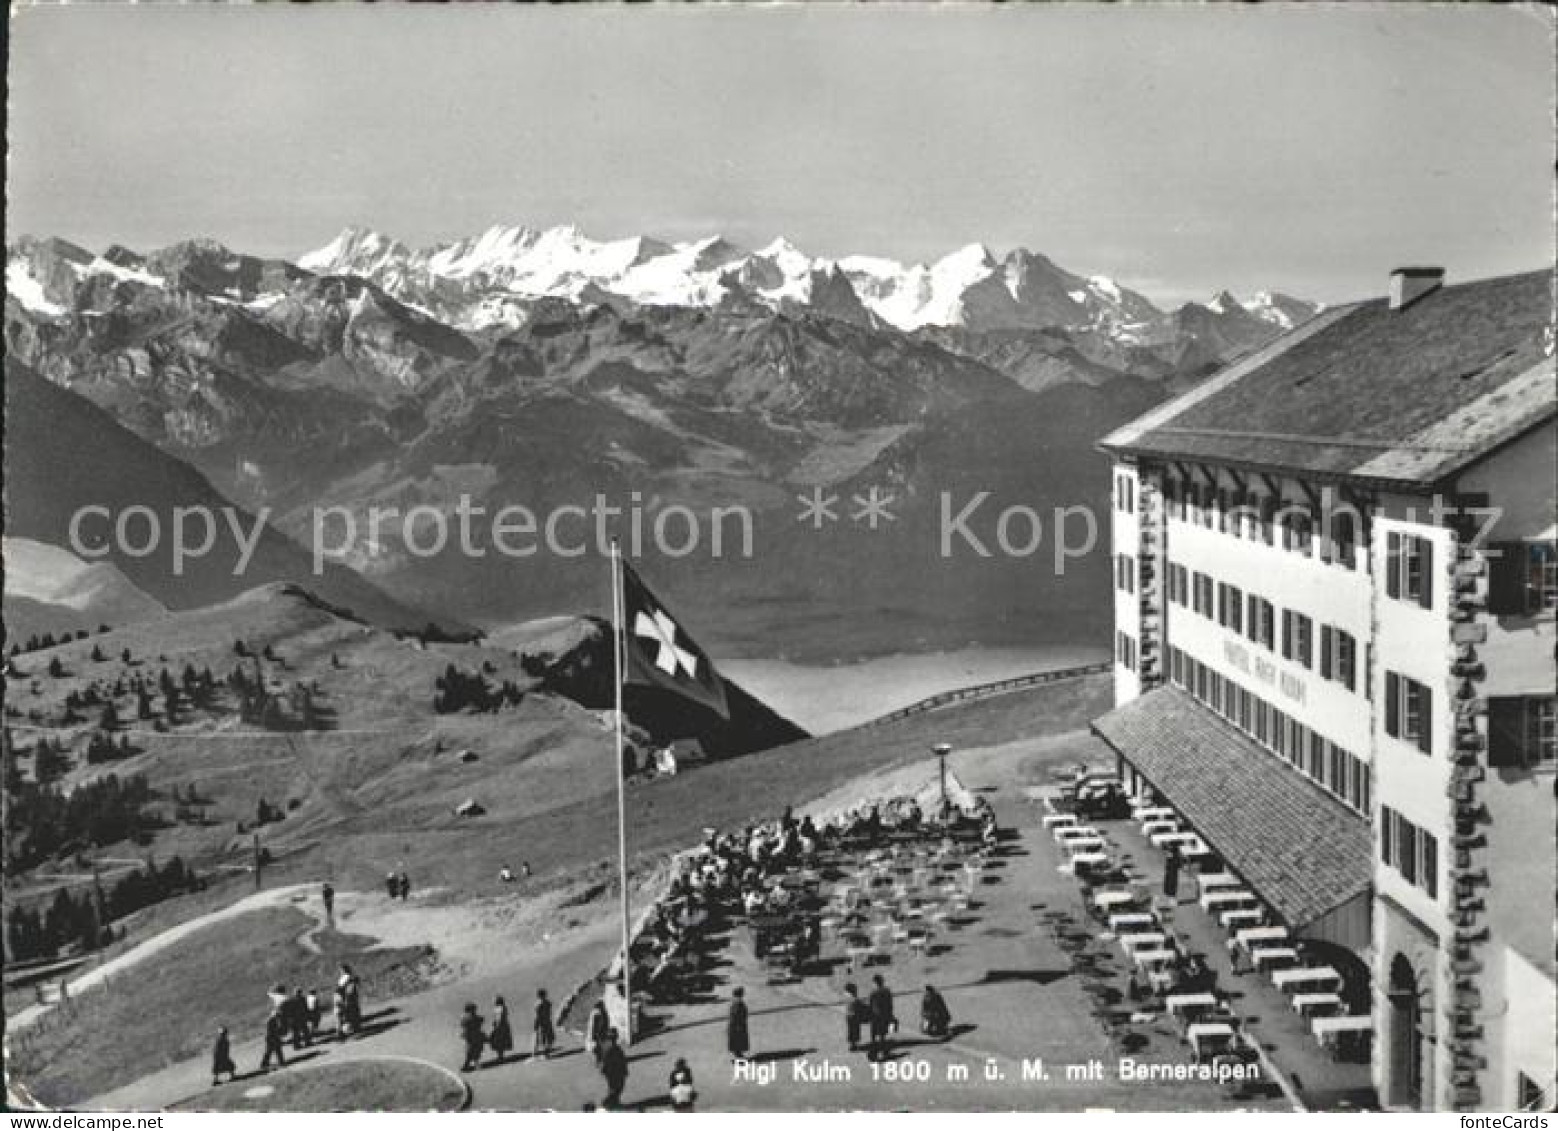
left=1389, top=267, right=1445, bottom=311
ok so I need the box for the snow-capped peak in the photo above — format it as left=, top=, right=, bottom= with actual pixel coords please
left=287, top=223, right=1314, bottom=340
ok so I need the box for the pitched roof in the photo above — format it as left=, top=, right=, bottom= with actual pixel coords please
left=1091, top=687, right=1371, bottom=930
left=1101, top=269, right=1556, bottom=487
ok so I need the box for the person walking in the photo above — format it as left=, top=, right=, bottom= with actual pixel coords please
left=489, top=996, right=514, bottom=1063
left=843, top=983, right=867, bottom=1051
left=336, top=964, right=361, bottom=1039
left=211, top=1026, right=237, bottom=1087
left=920, top=984, right=951, bottom=1040
left=867, top=975, right=897, bottom=1062
left=321, top=882, right=335, bottom=924
left=668, top=1058, right=696, bottom=1111
left=289, top=987, right=312, bottom=1049
left=600, top=1029, right=630, bottom=1110
left=397, top=870, right=411, bottom=901
left=306, top=987, right=322, bottom=1038
left=459, top=1003, right=487, bottom=1072
left=532, top=989, right=556, bottom=1059
left=259, top=1009, right=288, bottom=1072
left=586, top=1000, right=611, bottom=1066
left=726, top=987, right=750, bottom=1061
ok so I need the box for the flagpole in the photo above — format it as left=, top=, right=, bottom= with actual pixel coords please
left=610, top=538, right=633, bottom=1043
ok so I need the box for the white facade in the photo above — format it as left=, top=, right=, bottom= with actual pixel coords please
left=1107, top=422, right=1556, bottom=1112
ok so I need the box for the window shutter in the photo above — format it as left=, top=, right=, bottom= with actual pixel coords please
left=1321, top=626, right=1334, bottom=680
left=1486, top=542, right=1525, bottom=615
left=1386, top=532, right=1402, bottom=599
left=1385, top=671, right=1399, bottom=736
left=1416, top=685, right=1432, bottom=754
left=1487, top=698, right=1527, bottom=767
left=1418, top=540, right=1434, bottom=610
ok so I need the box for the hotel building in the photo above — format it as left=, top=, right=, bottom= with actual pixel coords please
left=1092, top=267, right=1555, bottom=1111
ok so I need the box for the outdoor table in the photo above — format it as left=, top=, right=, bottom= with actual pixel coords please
left=1147, top=967, right=1177, bottom=994
left=1293, top=992, right=1342, bottom=1018
left=1108, top=912, right=1156, bottom=932
left=1141, top=819, right=1179, bottom=837
left=1156, top=831, right=1201, bottom=848
left=1132, top=946, right=1178, bottom=968
left=1220, top=907, right=1265, bottom=930
left=1069, top=852, right=1111, bottom=872
left=1118, top=931, right=1168, bottom=954
left=1187, top=1022, right=1235, bottom=1062
left=1236, top=926, right=1289, bottom=949
left=1165, top=992, right=1219, bottom=1017
left=1274, top=966, right=1342, bottom=993
left=1197, top=872, right=1240, bottom=891
left=1313, top=1014, right=1372, bottom=1060
left=1250, top=946, right=1299, bottom=972
left=1093, top=889, right=1138, bottom=910
left=1055, top=825, right=1100, bottom=841
left=1061, top=833, right=1107, bottom=850
left=1134, top=806, right=1175, bottom=823
left=1042, top=813, right=1079, bottom=829
left=1201, top=888, right=1255, bottom=912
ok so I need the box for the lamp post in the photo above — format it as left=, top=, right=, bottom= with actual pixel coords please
left=933, top=743, right=952, bottom=816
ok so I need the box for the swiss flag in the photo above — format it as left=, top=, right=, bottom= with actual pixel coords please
left=620, top=559, right=730, bottom=720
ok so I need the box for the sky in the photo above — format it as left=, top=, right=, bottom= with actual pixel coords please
left=7, top=3, right=1554, bottom=307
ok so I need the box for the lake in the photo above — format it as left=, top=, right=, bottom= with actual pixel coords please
left=722, top=644, right=1110, bottom=735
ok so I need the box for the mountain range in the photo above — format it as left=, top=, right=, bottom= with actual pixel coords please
left=5, top=226, right=1317, bottom=654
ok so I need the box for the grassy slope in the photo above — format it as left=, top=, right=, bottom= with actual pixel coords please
left=7, top=907, right=439, bottom=1107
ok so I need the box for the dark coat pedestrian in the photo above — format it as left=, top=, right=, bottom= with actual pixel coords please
left=533, top=990, right=556, bottom=1058
left=289, top=988, right=312, bottom=1048
left=867, top=976, right=896, bottom=1061
left=397, top=871, right=411, bottom=900
left=726, top=988, right=750, bottom=1060
left=260, top=1011, right=287, bottom=1071
left=587, top=1001, right=611, bottom=1065
left=211, top=1027, right=236, bottom=1086
left=920, top=985, right=951, bottom=1039
left=1163, top=848, right=1181, bottom=900
left=489, top=997, right=513, bottom=1061
left=600, top=1031, right=630, bottom=1109
left=321, top=883, right=335, bottom=921
left=459, top=1003, right=486, bottom=1071
left=843, top=983, right=867, bottom=1050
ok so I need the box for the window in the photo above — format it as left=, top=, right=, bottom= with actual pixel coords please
left=1294, top=612, right=1313, bottom=668
left=1245, top=595, right=1274, bottom=649
left=1218, top=583, right=1244, bottom=632
left=1386, top=531, right=1435, bottom=608
left=1488, top=697, right=1558, bottom=768
left=1318, top=626, right=1356, bottom=689
left=1116, top=631, right=1137, bottom=672
left=1257, top=496, right=1276, bottom=546
left=1115, top=553, right=1135, bottom=594
left=1488, top=541, right=1558, bottom=616
left=1327, top=508, right=1358, bottom=569
left=1193, top=572, right=1214, bottom=616
left=1382, top=809, right=1440, bottom=900
left=1281, top=506, right=1314, bottom=555
left=1385, top=672, right=1433, bottom=754
left=1115, top=474, right=1136, bottom=514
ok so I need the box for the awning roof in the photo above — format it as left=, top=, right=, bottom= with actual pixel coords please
left=1091, top=687, right=1372, bottom=931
